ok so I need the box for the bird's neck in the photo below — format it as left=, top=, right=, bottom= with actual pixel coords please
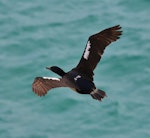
left=51, top=66, right=66, bottom=77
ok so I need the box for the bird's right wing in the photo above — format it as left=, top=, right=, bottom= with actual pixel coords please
left=75, top=25, right=122, bottom=81
left=32, top=77, right=67, bottom=96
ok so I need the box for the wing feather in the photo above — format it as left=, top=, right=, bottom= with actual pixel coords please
left=32, top=77, right=67, bottom=96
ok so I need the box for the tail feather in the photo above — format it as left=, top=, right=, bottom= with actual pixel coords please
left=90, top=89, right=107, bottom=101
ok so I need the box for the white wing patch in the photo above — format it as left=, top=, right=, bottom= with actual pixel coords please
left=74, top=75, right=81, bottom=81
left=83, top=41, right=91, bottom=60
left=43, top=77, right=60, bottom=81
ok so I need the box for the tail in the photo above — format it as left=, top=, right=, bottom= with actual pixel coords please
left=90, top=89, right=107, bottom=101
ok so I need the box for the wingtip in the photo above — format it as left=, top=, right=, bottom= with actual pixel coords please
left=112, top=25, right=123, bottom=38
left=32, top=77, right=49, bottom=97
left=115, top=25, right=122, bottom=29
left=111, top=25, right=122, bottom=32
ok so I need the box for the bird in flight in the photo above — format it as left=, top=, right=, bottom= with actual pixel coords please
left=32, top=25, right=122, bottom=101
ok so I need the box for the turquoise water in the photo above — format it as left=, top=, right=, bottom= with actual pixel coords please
left=1, top=0, right=150, bottom=137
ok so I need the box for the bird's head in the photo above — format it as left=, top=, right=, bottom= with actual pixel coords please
left=46, top=66, right=66, bottom=77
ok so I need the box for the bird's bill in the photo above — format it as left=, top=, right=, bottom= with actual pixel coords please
left=46, top=67, right=51, bottom=70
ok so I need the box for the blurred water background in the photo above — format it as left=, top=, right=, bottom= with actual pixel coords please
left=0, top=0, right=150, bottom=138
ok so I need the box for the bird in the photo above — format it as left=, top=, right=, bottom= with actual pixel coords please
left=32, top=25, right=122, bottom=101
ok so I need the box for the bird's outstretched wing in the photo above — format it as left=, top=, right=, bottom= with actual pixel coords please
left=75, top=25, right=122, bottom=80
left=32, top=77, right=67, bottom=96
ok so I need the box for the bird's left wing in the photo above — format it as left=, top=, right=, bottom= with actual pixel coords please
left=32, top=77, right=67, bottom=96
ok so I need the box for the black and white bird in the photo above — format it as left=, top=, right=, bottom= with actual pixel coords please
left=32, top=25, right=122, bottom=101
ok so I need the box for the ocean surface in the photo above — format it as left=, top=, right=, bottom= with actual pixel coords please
left=0, top=0, right=150, bottom=138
